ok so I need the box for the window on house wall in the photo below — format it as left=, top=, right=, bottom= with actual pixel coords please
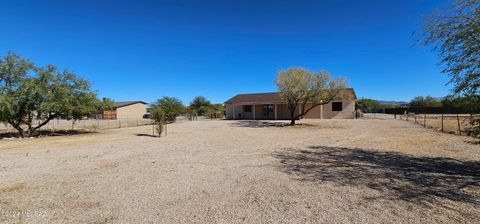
left=244, top=105, right=252, bottom=112
left=332, top=102, right=343, bottom=111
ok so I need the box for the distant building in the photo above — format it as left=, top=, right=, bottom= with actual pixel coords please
left=224, top=88, right=357, bottom=120
left=93, top=101, right=147, bottom=119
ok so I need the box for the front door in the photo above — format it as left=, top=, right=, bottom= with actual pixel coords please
left=262, top=104, right=274, bottom=119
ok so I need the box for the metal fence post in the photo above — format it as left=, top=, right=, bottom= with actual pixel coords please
left=441, top=114, right=444, bottom=132
left=457, top=114, right=461, bottom=135
left=424, top=113, right=426, bottom=128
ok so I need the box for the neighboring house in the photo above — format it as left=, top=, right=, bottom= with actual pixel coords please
left=92, top=101, right=147, bottom=119
left=224, top=88, right=357, bottom=120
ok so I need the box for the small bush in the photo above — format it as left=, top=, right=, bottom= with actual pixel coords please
left=151, top=107, right=166, bottom=137
left=465, top=115, right=480, bottom=138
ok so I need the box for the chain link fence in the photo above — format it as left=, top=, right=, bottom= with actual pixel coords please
left=0, top=118, right=153, bottom=134
left=359, top=108, right=480, bottom=135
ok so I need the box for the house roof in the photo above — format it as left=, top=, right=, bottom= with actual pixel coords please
left=224, top=88, right=357, bottom=104
left=114, top=101, right=147, bottom=108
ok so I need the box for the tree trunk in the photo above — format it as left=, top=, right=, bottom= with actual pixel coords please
left=26, top=128, right=34, bottom=137
left=8, top=121, right=25, bottom=138
left=31, top=115, right=55, bottom=135
left=290, top=109, right=296, bottom=125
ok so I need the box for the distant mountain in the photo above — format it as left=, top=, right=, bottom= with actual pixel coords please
left=378, top=100, right=408, bottom=105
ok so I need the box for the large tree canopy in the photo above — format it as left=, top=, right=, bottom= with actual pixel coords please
left=275, top=68, right=347, bottom=125
left=409, top=96, right=443, bottom=108
left=422, top=0, right=480, bottom=95
left=0, top=52, right=102, bottom=137
left=356, top=98, right=382, bottom=109
left=151, top=96, right=185, bottom=122
left=189, top=96, right=211, bottom=115
left=205, top=104, right=225, bottom=119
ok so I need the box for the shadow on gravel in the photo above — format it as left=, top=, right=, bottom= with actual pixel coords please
left=230, top=120, right=291, bottom=128
left=0, top=130, right=94, bottom=139
left=466, top=140, right=480, bottom=145
left=273, top=146, right=480, bottom=205
left=135, top=134, right=158, bottom=138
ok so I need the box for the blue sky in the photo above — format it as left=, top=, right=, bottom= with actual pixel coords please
left=0, top=0, right=451, bottom=104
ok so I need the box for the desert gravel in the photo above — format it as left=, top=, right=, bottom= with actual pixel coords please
left=0, top=119, right=479, bottom=223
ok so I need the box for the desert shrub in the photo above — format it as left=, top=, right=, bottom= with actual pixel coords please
left=150, top=107, right=165, bottom=137
left=465, top=115, right=480, bottom=138
left=205, top=104, right=225, bottom=119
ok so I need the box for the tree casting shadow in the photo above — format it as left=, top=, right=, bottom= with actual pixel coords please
left=0, top=130, right=94, bottom=139
left=135, top=133, right=159, bottom=138
left=230, top=120, right=294, bottom=128
left=273, top=146, right=480, bottom=204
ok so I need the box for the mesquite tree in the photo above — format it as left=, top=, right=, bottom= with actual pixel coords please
left=275, top=68, right=347, bottom=125
left=189, top=96, right=211, bottom=116
left=0, top=52, right=102, bottom=137
left=422, top=0, right=480, bottom=96
left=422, top=0, right=480, bottom=137
left=152, top=97, right=185, bottom=122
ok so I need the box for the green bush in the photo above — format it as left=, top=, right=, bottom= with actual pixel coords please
left=465, top=115, right=480, bottom=139
left=150, top=107, right=165, bottom=137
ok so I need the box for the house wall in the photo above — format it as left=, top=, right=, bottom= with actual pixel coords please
left=302, top=103, right=321, bottom=119
left=301, top=99, right=355, bottom=119
left=226, top=98, right=355, bottom=120
left=226, top=103, right=299, bottom=120
left=321, top=98, right=355, bottom=119
left=225, top=104, right=246, bottom=119
left=116, top=103, right=147, bottom=119
left=276, top=104, right=299, bottom=120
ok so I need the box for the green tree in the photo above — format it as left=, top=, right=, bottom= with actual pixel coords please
left=152, top=97, right=185, bottom=122
left=409, top=96, right=442, bottom=108
left=205, top=104, right=225, bottom=119
left=422, top=0, right=480, bottom=95
left=442, top=95, right=480, bottom=112
left=185, top=106, right=197, bottom=120
left=99, top=98, right=115, bottom=111
left=356, top=98, right=381, bottom=109
left=275, top=68, right=347, bottom=125
left=422, top=0, right=480, bottom=138
left=189, top=96, right=211, bottom=116
left=382, top=103, right=401, bottom=109
left=0, top=52, right=102, bottom=137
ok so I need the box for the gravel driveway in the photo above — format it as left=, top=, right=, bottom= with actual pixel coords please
left=0, top=119, right=479, bottom=223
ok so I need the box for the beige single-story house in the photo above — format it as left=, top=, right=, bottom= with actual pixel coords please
left=93, top=101, right=147, bottom=120
left=225, top=88, right=356, bottom=120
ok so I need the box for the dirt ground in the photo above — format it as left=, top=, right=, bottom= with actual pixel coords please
left=0, top=119, right=479, bottom=223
